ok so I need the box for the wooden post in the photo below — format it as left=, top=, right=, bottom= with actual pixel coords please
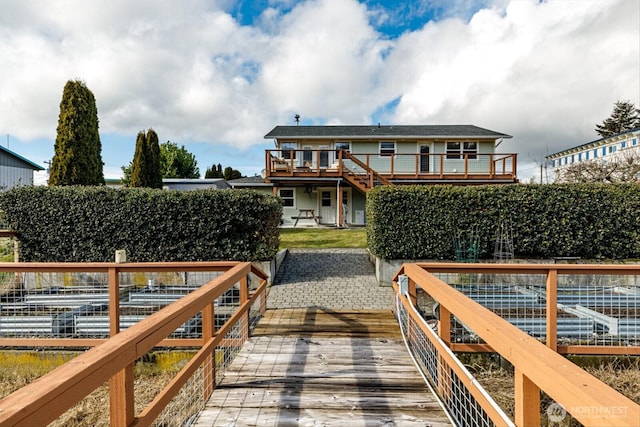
left=546, top=269, right=558, bottom=351
left=202, top=302, right=216, bottom=398
left=408, top=277, right=417, bottom=307
left=109, top=364, right=135, bottom=427
left=108, top=267, right=120, bottom=336
left=515, top=367, right=540, bottom=427
left=13, top=238, right=18, bottom=262
left=438, top=305, right=451, bottom=347
left=240, top=275, right=250, bottom=339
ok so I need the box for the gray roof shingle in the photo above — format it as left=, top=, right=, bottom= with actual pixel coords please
left=264, top=125, right=512, bottom=140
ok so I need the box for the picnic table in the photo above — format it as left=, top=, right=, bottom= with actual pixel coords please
left=291, top=209, right=321, bottom=227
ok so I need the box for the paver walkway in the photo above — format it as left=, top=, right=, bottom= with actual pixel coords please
left=267, top=248, right=394, bottom=310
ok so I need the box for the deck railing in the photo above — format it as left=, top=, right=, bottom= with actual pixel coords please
left=0, top=261, right=268, bottom=426
left=266, top=149, right=517, bottom=181
left=393, top=263, right=640, bottom=426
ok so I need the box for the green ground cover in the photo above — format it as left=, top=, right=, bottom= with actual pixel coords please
left=279, top=228, right=367, bottom=249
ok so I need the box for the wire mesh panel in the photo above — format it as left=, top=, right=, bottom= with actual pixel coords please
left=429, top=269, right=640, bottom=349
left=396, top=293, right=513, bottom=427
left=151, top=279, right=265, bottom=427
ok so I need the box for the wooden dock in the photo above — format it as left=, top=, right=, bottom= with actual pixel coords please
left=194, top=308, right=451, bottom=426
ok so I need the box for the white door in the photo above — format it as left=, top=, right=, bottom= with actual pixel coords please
left=318, top=189, right=336, bottom=224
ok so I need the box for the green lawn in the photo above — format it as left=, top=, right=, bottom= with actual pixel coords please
left=279, top=228, right=367, bottom=249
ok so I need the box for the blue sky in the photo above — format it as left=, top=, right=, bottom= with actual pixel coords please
left=0, top=0, right=638, bottom=184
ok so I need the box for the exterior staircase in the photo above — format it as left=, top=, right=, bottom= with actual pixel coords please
left=340, top=151, right=393, bottom=192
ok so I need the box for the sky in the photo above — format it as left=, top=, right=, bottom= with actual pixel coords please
left=0, top=0, right=638, bottom=185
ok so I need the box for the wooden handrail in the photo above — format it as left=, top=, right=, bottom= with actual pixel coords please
left=394, top=263, right=640, bottom=426
left=0, top=261, right=268, bottom=427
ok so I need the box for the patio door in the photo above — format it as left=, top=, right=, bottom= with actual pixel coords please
left=318, top=189, right=336, bottom=224
left=319, top=145, right=330, bottom=168
left=419, top=145, right=430, bottom=173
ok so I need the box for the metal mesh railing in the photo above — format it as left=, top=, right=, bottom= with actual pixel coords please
left=430, top=270, right=640, bottom=349
left=152, top=282, right=265, bottom=427
left=396, top=292, right=513, bottom=427
left=0, top=270, right=231, bottom=339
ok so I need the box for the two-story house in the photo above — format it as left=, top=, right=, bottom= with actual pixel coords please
left=258, top=124, right=516, bottom=227
left=546, top=127, right=640, bottom=174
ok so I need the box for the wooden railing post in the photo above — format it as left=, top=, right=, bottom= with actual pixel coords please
left=240, top=274, right=250, bottom=339
left=515, top=367, right=541, bottom=427
left=438, top=305, right=451, bottom=347
left=110, top=365, right=135, bottom=427
left=108, top=266, right=120, bottom=336
left=202, top=301, right=216, bottom=398
left=546, top=269, right=558, bottom=351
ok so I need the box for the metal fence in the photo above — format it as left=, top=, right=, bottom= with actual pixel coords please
left=0, top=269, right=263, bottom=341
left=396, top=291, right=513, bottom=427
left=0, top=261, right=269, bottom=426
left=428, top=268, right=640, bottom=351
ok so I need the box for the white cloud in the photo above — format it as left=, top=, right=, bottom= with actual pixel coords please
left=0, top=0, right=638, bottom=182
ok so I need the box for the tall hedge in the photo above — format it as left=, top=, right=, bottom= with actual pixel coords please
left=0, top=187, right=282, bottom=262
left=367, top=184, right=640, bottom=260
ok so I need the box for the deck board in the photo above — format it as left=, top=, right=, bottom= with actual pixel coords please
left=193, top=309, right=451, bottom=426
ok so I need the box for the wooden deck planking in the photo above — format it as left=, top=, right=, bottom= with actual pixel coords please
left=194, top=309, right=451, bottom=426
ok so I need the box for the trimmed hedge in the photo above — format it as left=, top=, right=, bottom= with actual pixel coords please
left=0, top=186, right=282, bottom=262
left=366, top=184, right=640, bottom=260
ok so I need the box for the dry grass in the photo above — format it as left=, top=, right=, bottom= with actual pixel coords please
left=0, top=351, right=194, bottom=426
left=471, top=356, right=640, bottom=426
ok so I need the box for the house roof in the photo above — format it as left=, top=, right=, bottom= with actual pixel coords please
left=546, top=127, right=640, bottom=159
left=227, top=176, right=272, bottom=187
left=0, top=145, right=45, bottom=171
left=264, top=125, right=512, bottom=140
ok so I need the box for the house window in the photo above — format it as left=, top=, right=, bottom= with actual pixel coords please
left=379, top=141, right=395, bottom=156
left=321, top=191, right=332, bottom=207
left=632, top=138, right=637, bottom=146
left=608, top=145, right=616, bottom=154
left=578, top=153, right=582, bottom=161
left=571, top=154, right=575, bottom=163
left=621, top=140, right=627, bottom=149
left=602, top=147, right=606, bottom=156
left=585, top=151, right=589, bottom=160
left=551, top=159, right=556, bottom=168
left=281, top=142, right=296, bottom=160
left=446, top=142, right=461, bottom=159
left=463, top=142, right=477, bottom=159
left=335, top=141, right=350, bottom=155
left=446, top=141, right=477, bottom=159
left=278, top=188, right=295, bottom=207
left=593, top=149, right=598, bottom=158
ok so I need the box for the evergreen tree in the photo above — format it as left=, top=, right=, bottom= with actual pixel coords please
left=223, top=166, right=242, bottom=180
left=129, top=129, right=163, bottom=188
left=205, top=163, right=224, bottom=178
left=49, top=80, right=104, bottom=185
left=145, top=129, right=163, bottom=188
left=595, top=100, right=640, bottom=138
left=129, top=132, right=148, bottom=187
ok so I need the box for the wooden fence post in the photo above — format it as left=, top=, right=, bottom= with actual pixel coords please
left=546, top=269, right=558, bottom=351
left=515, top=367, right=540, bottom=427
left=108, top=266, right=120, bottom=336
left=202, top=302, right=216, bottom=398
left=240, top=274, right=249, bottom=339
left=110, top=365, right=135, bottom=427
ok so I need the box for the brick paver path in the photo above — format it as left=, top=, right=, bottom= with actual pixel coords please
left=267, top=248, right=394, bottom=310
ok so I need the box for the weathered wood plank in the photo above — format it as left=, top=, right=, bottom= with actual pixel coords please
left=194, top=333, right=451, bottom=426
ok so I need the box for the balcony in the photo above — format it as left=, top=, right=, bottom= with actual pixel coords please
left=265, top=149, right=518, bottom=187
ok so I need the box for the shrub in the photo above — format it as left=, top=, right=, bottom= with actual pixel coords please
left=0, top=186, right=282, bottom=262
left=367, top=184, right=640, bottom=260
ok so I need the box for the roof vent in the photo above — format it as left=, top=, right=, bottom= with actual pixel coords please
left=294, top=114, right=300, bottom=125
